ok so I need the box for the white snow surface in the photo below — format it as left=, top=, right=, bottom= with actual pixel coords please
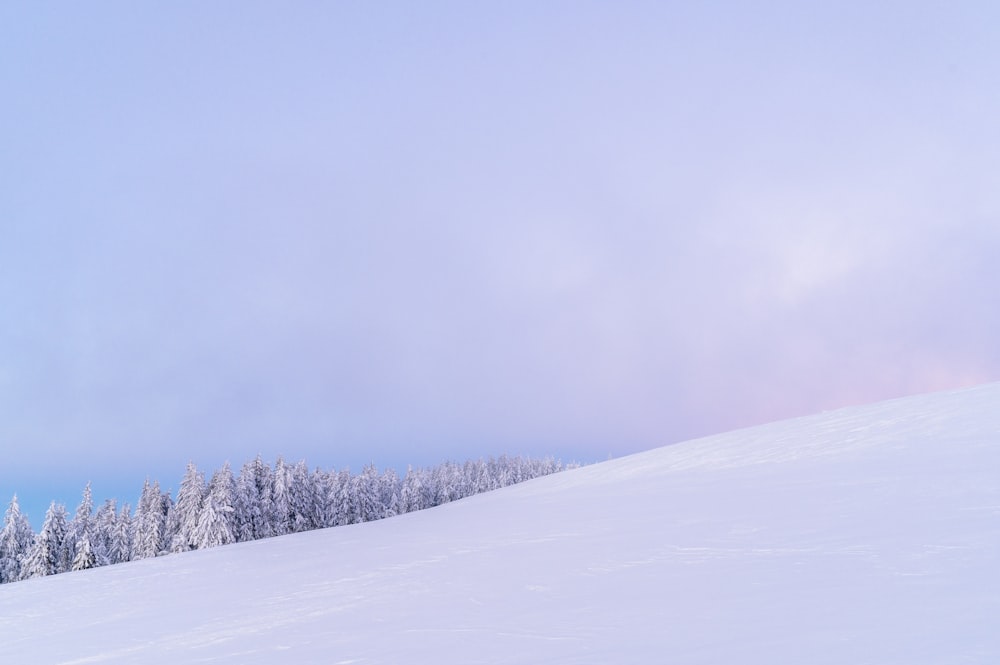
left=2, top=384, right=998, bottom=663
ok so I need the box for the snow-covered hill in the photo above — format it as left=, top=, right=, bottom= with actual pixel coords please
left=2, top=384, right=998, bottom=664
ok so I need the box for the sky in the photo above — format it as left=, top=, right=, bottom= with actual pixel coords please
left=2, top=1, right=998, bottom=527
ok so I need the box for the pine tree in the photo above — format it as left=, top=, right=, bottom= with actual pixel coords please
left=0, top=452, right=568, bottom=578
left=271, top=457, right=292, bottom=536
left=288, top=460, right=320, bottom=533
left=380, top=468, right=401, bottom=519
left=167, top=463, right=206, bottom=553
left=399, top=466, right=425, bottom=514
left=115, top=503, right=134, bottom=563
left=68, top=483, right=95, bottom=571
left=430, top=461, right=463, bottom=505
left=20, top=502, right=69, bottom=579
left=310, top=468, right=334, bottom=529
left=0, top=495, right=35, bottom=584
left=492, top=454, right=514, bottom=488
left=330, top=469, right=356, bottom=526
left=192, top=463, right=236, bottom=550
left=235, top=455, right=275, bottom=542
left=71, top=483, right=94, bottom=531
left=71, top=531, right=97, bottom=571
left=92, top=499, right=117, bottom=567
left=356, top=463, right=383, bottom=523
left=233, top=462, right=258, bottom=543
left=134, top=480, right=166, bottom=559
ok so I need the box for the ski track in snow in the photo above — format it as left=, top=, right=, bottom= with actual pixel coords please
left=1, top=383, right=998, bottom=663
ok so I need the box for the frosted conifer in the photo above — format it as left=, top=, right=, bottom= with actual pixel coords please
left=192, top=463, right=236, bottom=549
left=71, top=531, right=97, bottom=571
left=167, top=463, right=206, bottom=552
left=0, top=495, right=35, bottom=584
left=21, top=502, right=69, bottom=579
left=271, top=457, right=292, bottom=536
left=134, top=480, right=166, bottom=559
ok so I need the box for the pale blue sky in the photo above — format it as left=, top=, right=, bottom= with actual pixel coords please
left=3, top=2, right=998, bottom=525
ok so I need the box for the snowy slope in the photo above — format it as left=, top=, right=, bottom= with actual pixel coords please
left=1, top=384, right=998, bottom=664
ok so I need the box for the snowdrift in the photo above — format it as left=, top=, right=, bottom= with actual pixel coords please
left=1, top=384, right=998, bottom=664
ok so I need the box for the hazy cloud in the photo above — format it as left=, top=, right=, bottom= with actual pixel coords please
left=1, top=2, right=998, bottom=523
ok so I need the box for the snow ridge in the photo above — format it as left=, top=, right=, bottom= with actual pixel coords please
left=1, top=383, right=997, bottom=664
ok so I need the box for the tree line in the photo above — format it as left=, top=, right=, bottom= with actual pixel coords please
left=0, top=454, right=568, bottom=584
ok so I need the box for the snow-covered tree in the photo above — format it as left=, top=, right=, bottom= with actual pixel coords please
left=68, top=483, right=95, bottom=571
left=330, top=469, right=356, bottom=526
left=71, top=483, right=94, bottom=529
left=463, top=459, right=488, bottom=495
left=1, top=452, right=567, bottom=580
left=167, top=463, right=206, bottom=553
left=115, top=504, right=134, bottom=563
left=0, top=495, right=35, bottom=584
left=134, top=480, right=167, bottom=559
left=271, top=457, right=292, bottom=536
left=379, top=468, right=401, bottom=519
left=235, top=455, right=275, bottom=542
left=92, top=499, right=117, bottom=567
left=355, top=463, right=383, bottom=523
left=288, top=460, right=323, bottom=533
left=399, top=467, right=426, bottom=514
left=430, top=461, right=465, bottom=506
left=71, top=531, right=96, bottom=571
left=20, top=502, right=69, bottom=579
left=310, top=468, right=334, bottom=529
left=191, top=463, right=237, bottom=550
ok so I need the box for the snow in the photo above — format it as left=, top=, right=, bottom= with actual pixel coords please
left=2, top=383, right=998, bottom=663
